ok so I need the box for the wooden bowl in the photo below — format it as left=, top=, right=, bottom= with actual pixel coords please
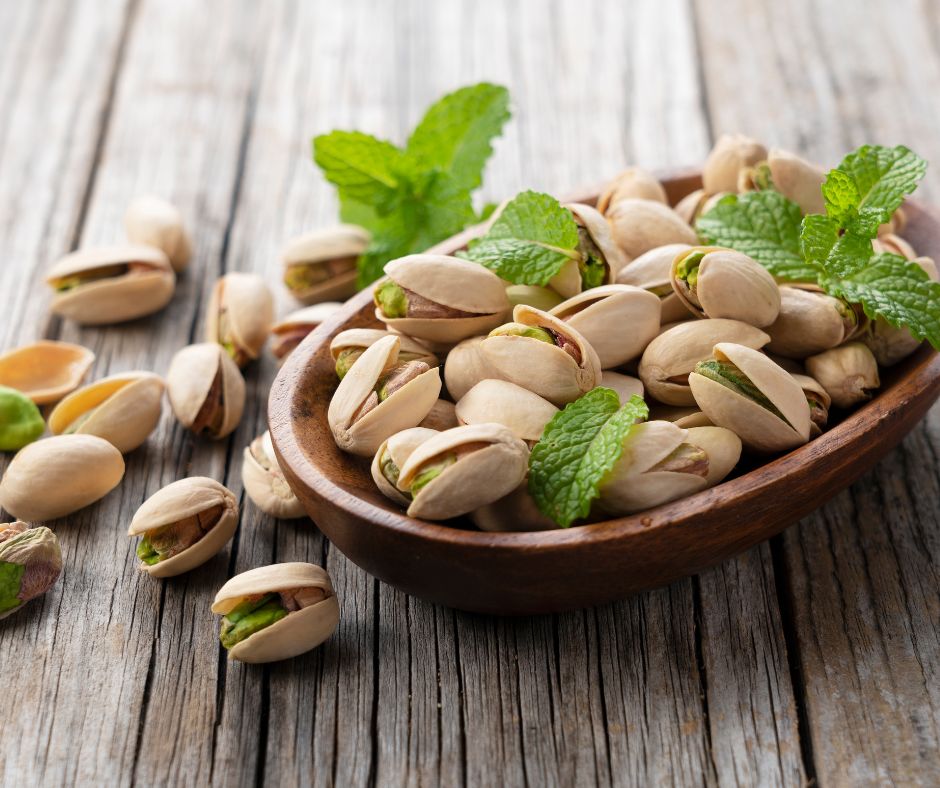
left=269, top=171, right=940, bottom=615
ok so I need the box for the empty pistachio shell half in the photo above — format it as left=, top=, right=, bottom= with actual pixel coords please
left=129, top=477, right=239, bottom=577
left=766, top=286, right=861, bottom=359
left=206, top=272, right=274, bottom=367
left=791, top=373, right=831, bottom=437
left=671, top=246, right=780, bottom=327
left=548, top=203, right=628, bottom=298
left=212, top=562, right=339, bottom=664
left=607, top=199, right=698, bottom=261
left=397, top=423, right=529, bottom=520
left=328, top=334, right=441, bottom=456
left=282, top=224, right=369, bottom=303
left=272, top=303, right=343, bottom=361
left=600, top=371, right=644, bottom=404
left=375, top=254, right=510, bottom=345
left=639, top=319, right=770, bottom=406
left=470, top=483, right=558, bottom=532
left=455, top=379, right=558, bottom=444
left=0, top=434, right=125, bottom=521
left=48, top=371, right=164, bottom=453
left=689, top=342, right=811, bottom=452
left=805, top=342, right=880, bottom=409
left=505, top=284, right=564, bottom=312
left=0, top=523, right=62, bottom=620
left=616, top=243, right=696, bottom=323
left=166, top=343, right=245, bottom=439
left=0, top=340, right=95, bottom=405
left=0, top=386, right=44, bottom=451
left=47, top=244, right=175, bottom=325
left=330, top=328, right=437, bottom=381
left=243, top=432, right=305, bottom=519
left=702, top=133, right=768, bottom=194
left=419, top=399, right=459, bottom=431
left=674, top=189, right=728, bottom=226
left=443, top=336, right=498, bottom=401
left=371, top=427, right=439, bottom=506
left=597, top=167, right=668, bottom=214
left=763, top=149, right=825, bottom=215
left=124, top=195, right=192, bottom=272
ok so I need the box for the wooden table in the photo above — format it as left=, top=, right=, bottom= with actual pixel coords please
left=2, top=1, right=939, bottom=785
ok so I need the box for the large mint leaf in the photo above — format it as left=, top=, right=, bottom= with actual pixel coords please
left=799, top=214, right=873, bottom=279
left=313, top=131, right=405, bottom=209
left=0, top=561, right=24, bottom=616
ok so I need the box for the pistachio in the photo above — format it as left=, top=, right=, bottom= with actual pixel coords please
left=375, top=254, right=510, bottom=345
left=596, top=167, right=668, bottom=214
left=790, top=373, right=831, bottom=437
left=328, top=334, right=441, bottom=456
left=805, top=342, right=880, bottom=409
left=685, top=426, right=743, bottom=486
left=282, top=224, right=369, bottom=303
left=271, top=303, right=343, bottom=361
left=600, top=371, right=645, bottom=405
left=639, top=319, right=770, bottom=405
left=549, top=284, right=661, bottom=368
left=470, top=483, right=559, bottom=532
left=166, top=343, right=245, bottom=439
left=123, top=195, right=192, bottom=272
left=397, top=423, right=529, bottom=520
left=46, top=244, right=175, bottom=325
left=481, top=305, right=602, bottom=406
left=670, top=246, right=780, bottom=326
left=689, top=342, right=811, bottom=452
left=371, top=427, right=439, bottom=506
left=443, top=336, right=499, bottom=401
left=205, top=272, right=274, bottom=367
left=242, top=432, right=305, bottom=519
left=606, top=199, right=698, bottom=261
left=455, top=379, right=558, bottom=445
left=0, top=434, right=125, bottom=521
left=48, top=372, right=164, bottom=453
left=330, top=328, right=437, bottom=380
left=505, top=285, right=564, bottom=312
left=548, top=203, right=628, bottom=297
left=0, top=386, right=44, bottom=451
left=212, top=562, right=339, bottom=663
left=419, top=399, right=459, bottom=431
left=0, top=340, right=95, bottom=405
left=765, top=286, right=862, bottom=359
left=702, top=133, right=768, bottom=194
left=674, top=189, right=728, bottom=225
left=616, top=243, right=696, bottom=323
left=0, top=523, right=62, bottom=620
left=648, top=403, right=712, bottom=427
left=871, top=233, right=916, bottom=260
left=757, top=149, right=825, bottom=214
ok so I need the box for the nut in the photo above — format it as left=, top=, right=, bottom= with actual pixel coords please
left=371, top=427, right=439, bottom=506
left=596, top=168, right=668, bottom=214
left=766, top=286, right=862, bottom=358
left=600, top=371, right=644, bottom=404
left=243, top=432, right=305, bottom=519
left=0, top=523, right=62, bottom=620
left=505, top=285, right=564, bottom=312
left=272, top=303, right=343, bottom=361
left=205, top=272, right=274, bottom=367
left=0, top=340, right=95, bottom=405
left=805, top=342, right=880, bottom=409
left=674, top=189, right=729, bottom=225
left=443, top=336, right=498, bottom=400
left=606, top=199, right=698, bottom=261
left=455, top=379, right=558, bottom=445
left=282, top=224, right=369, bottom=303
left=123, top=195, right=192, bottom=272
left=548, top=203, right=628, bottom=297
left=330, top=328, right=437, bottom=380
left=791, top=373, right=831, bottom=437
left=419, top=399, right=459, bottom=431
left=761, top=149, right=825, bottom=214
left=166, top=343, right=245, bottom=439
left=702, top=133, right=768, bottom=194
left=0, top=386, right=44, bottom=451
left=616, top=243, right=696, bottom=323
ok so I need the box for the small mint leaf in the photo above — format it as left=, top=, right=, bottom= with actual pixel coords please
left=800, top=215, right=875, bottom=279
left=313, top=131, right=405, bottom=209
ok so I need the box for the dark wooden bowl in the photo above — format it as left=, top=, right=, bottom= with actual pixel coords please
left=269, top=171, right=940, bottom=615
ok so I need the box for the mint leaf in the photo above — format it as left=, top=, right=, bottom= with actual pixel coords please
left=313, top=131, right=405, bottom=210
left=405, top=83, right=510, bottom=193
left=0, top=561, right=24, bottom=616
left=462, top=191, right=579, bottom=285
left=528, top=391, right=649, bottom=527
left=799, top=215, right=873, bottom=279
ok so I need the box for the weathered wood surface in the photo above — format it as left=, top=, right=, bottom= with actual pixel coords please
left=0, top=0, right=936, bottom=785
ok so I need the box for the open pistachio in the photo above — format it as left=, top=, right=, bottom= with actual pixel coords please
left=243, top=432, right=305, bottom=519
left=123, top=195, right=192, bottom=272
left=600, top=371, right=644, bottom=404
left=282, top=224, right=369, bottom=303
left=419, top=399, right=459, bottom=431
left=166, top=343, right=245, bottom=439
left=549, top=284, right=661, bottom=368
left=505, top=284, right=564, bottom=312
left=48, top=372, right=164, bottom=453
left=328, top=334, right=441, bottom=456
left=0, top=340, right=95, bottom=405
left=455, top=379, right=558, bottom=445
left=129, top=477, right=239, bottom=577
left=272, top=303, right=343, bottom=361
left=548, top=203, right=628, bottom=297
left=0, top=523, right=62, bottom=620
left=0, top=386, right=44, bottom=451
left=639, top=319, right=770, bottom=406
left=330, top=328, right=437, bottom=381
left=443, top=336, right=498, bottom=401
left=685, top=426, right=743, bottom=486
left=371, top=427, right=439, bottom=506
left=689, top=342, right=811, bottom=452
left=702, top=133, right=768, bottom=194
left=397, top=423, right=529, bottom=520
left=765, top=286, right=862, bottom=359
left=47, top=244, right=175, bottom=325
left=674, top=189, right=728, bottom=226
left=597, top=167, right=668, bottom=214
left=749, top=149, right=825, bottom=214
left=0, top=434, right=125, bottom=521
left=205, top=272, right=274, bottom=367
left=616, top=244, right=696, bottom=323
left=790, top=373, right=831, bottom=437
left=470, top=483, right=558, bottom=532
left=606, top=199, right=698, bottom=261
left=481, top=305, right=602, bottom=406
left=805, top=342, right=880, bottom=409
left=212, top=562, right=339, bottom=664
left=375, top=255, right=510, bottom=345
left=670, top=246, right=780, bottom=326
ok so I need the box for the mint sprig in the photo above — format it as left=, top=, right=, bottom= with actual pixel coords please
left=528, top=391, right=649, bottom=527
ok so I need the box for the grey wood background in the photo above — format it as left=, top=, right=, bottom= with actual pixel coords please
left=1, top=0, right=939, bottom=785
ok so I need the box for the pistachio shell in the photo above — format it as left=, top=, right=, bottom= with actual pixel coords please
left=0, top=340, right=95, bottom=405
left=455, top=379, right=558, bottom=443
left=871, top=233, right=916, bottom=260
left=791, top=373, right=831, bottom=437
left=48, top=371, right=164, bottom=453
left=371, top=427, right=439, bottom=506
left=616, top=243, right=696, bottom=323
left=330, top=328, right=438, bottom=378
left=470, top=483, right=558, bottom=532
left=765, top=286, right=858, bottom=358
left=0, top=434, right=125, bottom=521
left=123, top=195, right=192, bottom=272
left=805, top=342, right=880, bottom=409
left=685, top=426, right=742, bottom=486
left=599, top=370, right=644, bottom=404
left=0, top=523, right=62, bottom=620
left=243, top=432, right=306, bottom=519
left=505, top=285, right=564, bottom=312
left=606, top=199, right=698, bottom=261
left=282, top=224, right=369, bottom=303
left=639, top=319, right=770, bottom=405
left=419, top=399, right=459, bottom=431
left=271, top=303, right=343, bottom=361
left=443, top=336, right=498, bottom=400
left=702, top=134, right=767, bottom=193
left=166, top=343, right=246, bottom=439
left=547, top=259, right=585, bottom=300
left=597, top=167, right=668, bottom=214
left=559, top=202, right=629, bottom=292
left=764, top=149, right=825, bottom=214
left=674, top=189, right=728, bottom=225
left=205, top=272, right=274, bottom=367
left=47, top=244, right=175, bottom=324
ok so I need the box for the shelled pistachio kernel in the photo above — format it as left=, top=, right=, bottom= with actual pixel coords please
left=0, top=385, right=44, bottom=451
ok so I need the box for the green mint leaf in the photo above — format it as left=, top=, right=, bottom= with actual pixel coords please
left=405, top=83, right=510, bottom=193
left=696, top=191, right=818, bottom=282
left=799, top=215, right=874, bottom=278
left=312, top=131, right=405, bottom=209
left=462, top=190, right=579, bottom=285
left=0, top=561, right=24, bottom=615
left=528, top=391, right=649, bottom=528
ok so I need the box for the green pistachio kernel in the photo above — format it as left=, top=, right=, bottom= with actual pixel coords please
left=410, top=453, right=457, bottom=495
left=335, top=348, right=364, bottom=379
left=374, top=281, right=409, bottom=319
left=64, top=408, right=97, bottom=435
left=0, top=561, right=26, bottom=616
left=579, top=255, right=607, bottom=290
left=219, top=593, right=288, bottom=649
left=676, top=251, right=707, bottom=288
left=283, top=263, right=328, bottom=292
left=381, top=451, right=401, bottom=487
left=0, top=385, right=44, bottom=451
left=136, top=535, right=162, bottom=566
left=750, top=162, right=773, bottom=191
left=489, top=323, right=554, bottom=343
left=51, top=264, right=129, bottom=292
left=694, top=359, right=790, bottom=424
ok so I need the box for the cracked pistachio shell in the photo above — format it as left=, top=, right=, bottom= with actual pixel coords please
left=805, top=342, right=880, bottom=409
left=0, top=386, right=44, bottom=451
left=398, top=423, right=530, bottom=521
left=212, top=563, right=339, bottom=664
left=597, top=167, right=668, bottom=214
left=0, top=523, right=63, bottom=620
left=377, top=255, right=511, bottom=344
left=471, top=483, right=558, bottom=532
left=685, top=426, right=742, bottom=486
left=271, top=303, right=343, bottom=361
left=371, top=427, right=439, bottom=506
left=639, top=319, right=770, bottom=406
left=328, top=334, right=441, bottom=456
left=600, top=371, right=644, bottom=405
left=128, top=477, right=239, bottom=577
left=281, top=224, right=369, bottom=303
left=549, top=284, right=661, bottom=368
left=616, top=244, right=696, bottom=323
left=791, top=373, right=831, bottom=437
left=419, top=399, right=458, bottom=431
left=123, top=195, right=192, bottom=272
left=443, top=336, right=498, bottom=401
left=330, top=328, right=437, bottom=378
left=206, top=272, right=274, bottom=367
left=166, top=343, right=245, bottom=439
left=0, top=340, right=95, bottom=405
left=481, top=305, right=602, bottom=406
left=47, top=244, right=175, bottom=325
left=48, top=371, right=163, bottom=453
left=548, top=203, right=629, bottom=298
left=702, top=134, right=768, bottom=194
left=243, top=432, right=305, bottom=519
left=765, top=286, right=860, bottom=359
left=674, top=189, right=729, bottom=226
left=689, top=342, right=811, bottom=452
left=763, top=150, right=825, bottom=215
left=505, top=285, right=564, bottom=312
left=0, top=434, right=124, bottom=521
left=671, top=247, right=780, bottom=326
left=455, top=379, right=558, bottom=444
left=607, top=199, right=699, bottom=262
